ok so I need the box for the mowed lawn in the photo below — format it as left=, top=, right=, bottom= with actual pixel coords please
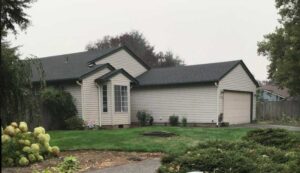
left=49, top=126, right=254, bottom=154
left=49, top=126, right=300, bottom=154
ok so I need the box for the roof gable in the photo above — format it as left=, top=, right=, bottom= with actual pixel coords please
left=88, top=46, right=150, bottom=70
left=95, top=69, right=138, bottom=84
left=31, top=46, right=149, bottom=83
left=218, top=61, right=259, bottom=87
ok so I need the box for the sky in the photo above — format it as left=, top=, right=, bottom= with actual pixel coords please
left=8, top=0, right=279, bottom=80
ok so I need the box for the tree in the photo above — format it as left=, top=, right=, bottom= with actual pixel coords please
left=0, top=0, right=37, bottom=125
left=1, top=0, right=36, bottom=35
left=86, top=30, right=184, bottom=68
left=257, top=0, right=300, bottom=95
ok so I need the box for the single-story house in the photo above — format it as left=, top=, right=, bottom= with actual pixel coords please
left=31, top=46, right=258, bottom=127
left=257, top=84, right=289, bottom=102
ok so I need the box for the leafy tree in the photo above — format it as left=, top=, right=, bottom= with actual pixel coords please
left=0, top=0, right=38, bottom=125
left=86, top=30, right=184, bottom=68
left=0, top=42, right=37, bottom=125
left=257, top=0, right=300, bottom=95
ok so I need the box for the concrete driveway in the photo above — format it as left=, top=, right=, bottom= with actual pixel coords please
left=87, top=158, right=161, bottom=173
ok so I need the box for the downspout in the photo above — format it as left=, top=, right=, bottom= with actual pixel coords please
left=215, top=82, right=219, bottom=127
left=76, top=81, right=84, bottom=119
left=111, top=82, right=114, bottom=126
left=95, top=83, right=102, bottom=127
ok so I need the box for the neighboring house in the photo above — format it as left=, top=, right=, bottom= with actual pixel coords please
left=257, top=84, right=289, bottom=102
left=31, top=46, right=258, bottom=126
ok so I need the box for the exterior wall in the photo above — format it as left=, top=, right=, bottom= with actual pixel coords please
left=218, top=64, right=257, bottom=120
left=81, top=68, right=111, bottom=124
left=95, top=49, right=147, bottom=77
left=64, top=84, right=82, bottom=117
left=131, top=85, right=218, bottom=123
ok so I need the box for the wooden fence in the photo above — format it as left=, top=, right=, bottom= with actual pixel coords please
left=256, top=101, right=300, bottom=120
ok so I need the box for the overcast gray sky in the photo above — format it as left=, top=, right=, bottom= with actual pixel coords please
left=8, top=0, right=279, bottom=80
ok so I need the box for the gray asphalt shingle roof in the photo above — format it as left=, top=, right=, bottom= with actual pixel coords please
left=31, top=47, right=120, bottom=82
left=136, top=60, right=258, bottom=87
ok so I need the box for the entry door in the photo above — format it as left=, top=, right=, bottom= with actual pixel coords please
left=223, top=91, right=251, bottom=124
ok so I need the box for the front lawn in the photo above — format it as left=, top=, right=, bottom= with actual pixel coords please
left=49, top=126, right=254, bottom=154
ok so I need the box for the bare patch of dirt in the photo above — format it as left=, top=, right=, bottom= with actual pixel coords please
left=1, top=150, right=162, bottom=173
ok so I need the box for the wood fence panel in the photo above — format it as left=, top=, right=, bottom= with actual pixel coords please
left=256, top=101, right=300, bottom=120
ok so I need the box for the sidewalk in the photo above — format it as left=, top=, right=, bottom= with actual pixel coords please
left=87, top=158, right=161, bottom=173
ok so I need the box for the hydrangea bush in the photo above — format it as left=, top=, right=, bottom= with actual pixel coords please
left=1, top=122, right=60, bottom=167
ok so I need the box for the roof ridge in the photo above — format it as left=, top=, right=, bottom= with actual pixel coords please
left=150, top=59, right=242, bottom=70
left=37, top=46, right=122, bottom=59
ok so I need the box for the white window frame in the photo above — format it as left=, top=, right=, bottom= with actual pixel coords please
left=114, top=85, right=128, bottom=112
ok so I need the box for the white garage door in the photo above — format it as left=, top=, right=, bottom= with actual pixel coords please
left=223, top=91, right=251, bottom=124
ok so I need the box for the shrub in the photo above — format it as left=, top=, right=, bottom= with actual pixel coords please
left=33, top=156, right=79, bottom=173
left=169, top=115, right=179, bottom=126
left=1, top=122, right=60, bottom=167
left=243, top=128, right=296, bottom=149
left=158, top=140, right=300, bottom=173
left=57, top=156, right=79, bottom=173
left=41, top=87, right=77, bottom=130
left=149, top=116, right=154, bottom=126
left=65, top=116, right=84, bottom=130
left=219, top=122, right=229, bottom=127
left=136, top=110, right=152, bottom=126
left=181, top=117, right=187, bottom=127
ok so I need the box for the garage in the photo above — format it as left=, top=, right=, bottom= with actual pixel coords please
left=223, top=91, right=252, bottom=124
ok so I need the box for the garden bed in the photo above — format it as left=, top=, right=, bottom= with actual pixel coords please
left=1, top=151, right=162, bottom=173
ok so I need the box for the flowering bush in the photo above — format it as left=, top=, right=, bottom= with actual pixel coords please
left=84, top=120, right=99, bottom=129
left=1, top=122, right=60, bottom=167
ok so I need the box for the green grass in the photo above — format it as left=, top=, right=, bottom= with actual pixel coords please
left=48, top=126, right=300, bottom=154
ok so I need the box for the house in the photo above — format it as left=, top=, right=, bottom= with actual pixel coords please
left=257, top=84, right=289, bottom=102
left=31, top=46, right=258, bottom=126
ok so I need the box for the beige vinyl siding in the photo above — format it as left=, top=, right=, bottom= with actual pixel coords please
left=110, top=73, right=131, bottom=125
left=95, top=49, right=147, bottom=77
left=131, top=85, right=218, bottom=123
left=81, top=68, right=111, bottom=124
left=218, top=64, right=257, bottom=120
left=64, top=84, right=82, bottom=117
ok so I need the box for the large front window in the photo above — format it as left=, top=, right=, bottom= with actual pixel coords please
left=114, top=85, right=128, bottom=112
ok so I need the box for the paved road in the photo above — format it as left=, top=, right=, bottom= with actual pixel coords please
left=231, top=124, right=300, bottom=131
left=87, top=158, right=161, bottom=173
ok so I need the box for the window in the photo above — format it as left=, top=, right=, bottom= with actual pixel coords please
left=114, top=85, right=128, bottom=112
left=102, top=85, right=108, bottom=112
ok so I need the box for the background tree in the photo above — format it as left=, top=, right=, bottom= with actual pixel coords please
left=0, top=0, right=37, bottom=125
left=86, top=30, right=184, bottom=68
left=257, top=0, right=300, bottom=95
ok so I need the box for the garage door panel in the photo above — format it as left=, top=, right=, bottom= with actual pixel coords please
left=223, top=91, right=251, bottom=124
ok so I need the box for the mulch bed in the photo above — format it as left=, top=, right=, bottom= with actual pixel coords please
left=1, top=151, right=162, bottom=173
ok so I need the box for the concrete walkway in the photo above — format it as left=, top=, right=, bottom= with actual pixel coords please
left=231, top=124, right=300, bottom=131
left=87, top=158, right=161, bottom=173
